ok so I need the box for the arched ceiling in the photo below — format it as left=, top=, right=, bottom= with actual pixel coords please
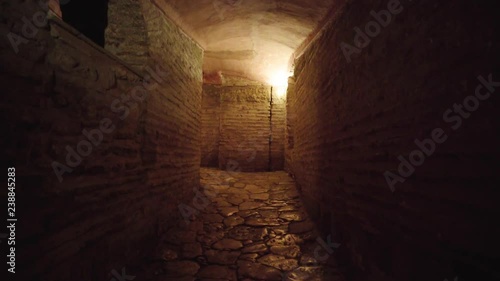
left=153, top=0, right=335, bottom=84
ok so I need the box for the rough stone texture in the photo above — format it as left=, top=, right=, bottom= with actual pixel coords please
left=220, top=85, right=271, bottom=172
left=0, top=1, right=202, bottom=280
left=106, top=0, right=205, bottom=76
left=140, top=0, right=203, bottom=83
left=285, top=77, right=296, bottom=172
left=286, top=1, right=500, bottom=280
left=131, top=168, right=346, bottom=280
left=201, top=84, right=286, bottom=171
left=271, top=89, right=286, bottom=170
left=201, top=85, right=221, bottom=167
left=3, top=1, right=498, bottom=281
left=105, top=0, right=150, bottom=70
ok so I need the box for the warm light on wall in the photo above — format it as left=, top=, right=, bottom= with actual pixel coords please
left=269, top=71, right=289, bottom=98
left=269, top=71, right=288, bottom=87
left=274, top=85, right=288, bottom=98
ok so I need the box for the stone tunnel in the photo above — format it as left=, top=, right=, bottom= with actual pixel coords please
left=0, top=0, right=499, bottom=280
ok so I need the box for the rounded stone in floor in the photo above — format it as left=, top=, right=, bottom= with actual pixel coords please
left=228, top=226, right=268, bottom=241
left=227, top=197, right=245, bottom=205
left=223, top=215, right=245, bottom=227
left=258, top=254, right=299, bottom=271
left=250, top=193, right=270, bottom=200
left=198, top=230, right=225, bottom=247
left=279, top=211, right=306, bottom=222
left=270, top=245, right=301, bottom=258
left=278, top=205, right=296, bottom=212
left=239, top=202, right=264, bottom=210
left=282, top=265, right=341, bottom=281
left=148, top=168, right=347, bottom=281
left=240, top=253, right=259, bottom=262
left=245, top=217, right=283, bottom=227
left=241, top=242, right=268, bottom=254
left=237, top=260, right=282, bottom=280
left=237, top=210, right=260, bottom=218
left=213, top=238, right=243, bottom=250
left=268, top=225, right=289, bottom=236
left=245, top=184, right=268, bottom=194
left=270, top=192, right=292, bottom=200
left=205, top=249, right=240, bottom=265
left=259, top=210, right=279, bottom=218
left=266, top=234, right=302, bottom=246
left=218, top=206, right=239, bottom=217
left=214, top=198, right=233, bottom=207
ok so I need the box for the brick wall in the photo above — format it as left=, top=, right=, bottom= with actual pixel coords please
left=271, top=89, right=286, bottom=170
left=140, top=0, right=203, bottom=213
left=0, top=0, right=202, bottom=280
left=287, top=0, right=499, bottom=280
left=201, top=85, right=221, bottom=167
left=105, top=0, right=150, bottom=71
left=285, top=78, right=296, bottom=172
left=201, top=83, right=286, bottom=172
left=220, top=85, right=271, bottom=172
left=202, top=82, right=285, bottom=172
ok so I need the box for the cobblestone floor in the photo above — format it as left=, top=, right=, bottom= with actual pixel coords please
left=139, top=168, right=345, bottom=280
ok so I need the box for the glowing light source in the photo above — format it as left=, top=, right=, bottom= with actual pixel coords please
left=274, top=85, right=287, bottom=98
left=269, top=71, right=289, bottom=87
left=268, top=71, right=289, bottom=98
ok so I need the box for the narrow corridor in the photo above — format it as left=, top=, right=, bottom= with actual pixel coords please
left=1, top=1, right=498, bottom=280
left=137, top=168, right=345, bottom=281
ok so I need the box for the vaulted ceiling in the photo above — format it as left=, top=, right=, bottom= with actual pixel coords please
left=153, top=0, right=335, bottom=84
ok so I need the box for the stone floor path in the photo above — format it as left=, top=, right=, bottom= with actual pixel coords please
left=139, top=168, right=346, bottom=280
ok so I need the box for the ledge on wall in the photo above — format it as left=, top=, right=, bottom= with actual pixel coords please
left=203, top=71, right=269, bottom=87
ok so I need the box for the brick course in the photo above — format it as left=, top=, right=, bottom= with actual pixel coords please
left=0, top=1, right=202, bottom=280
left=286, top=0, right=500, bottom=280
left=201, top=83, right=286, bottom=172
